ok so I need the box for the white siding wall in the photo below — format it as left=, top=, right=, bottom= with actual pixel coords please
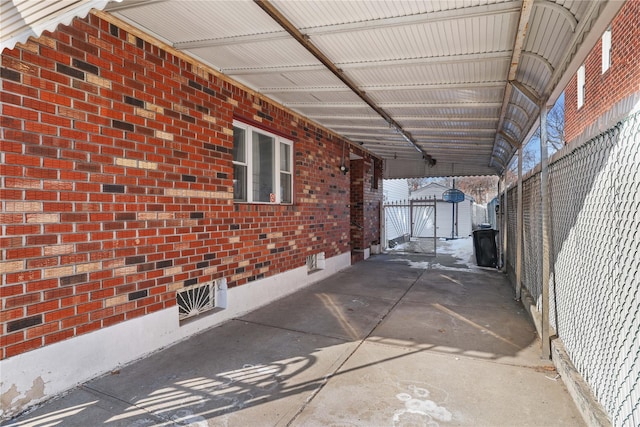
left=383, top=179, right=409, bottom=202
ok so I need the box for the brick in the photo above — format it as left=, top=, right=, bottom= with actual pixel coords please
left=1, top=67, right=21, bottom=82
left=26, top=213, right=60, bottom=223
left=7, top=315, right=42, bottom=332
left=60, top=273, right=88, bottom=286
left=45, top=307, right=75, bottom=322
left=103, top=184, right=125, bottom=193
left=44, top=244, right=74, bottom=256
left=43, top=266, right=74, bottom=279
left=0, top=284, right=24, bottom=298
left=5, top=247, right=42, bottom=260
left=6, top=338, right=43, bottom=358
left=45, top=329, right=75, bottom=345
left=72, top=58, right=99, bottom=75
left=0, top=260, right=24, bottom=274
left=128, top=290, right=148, bottom=301
left=86, top=73, right=111, bottom=88
left=56, top=63, right=84, bottom=79
left=1, top=307, right=25, bottom=323
left=155, top=130, right=173, bottom=140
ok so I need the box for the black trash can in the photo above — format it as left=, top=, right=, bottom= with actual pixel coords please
left=473, top=229, right=498, bottom=267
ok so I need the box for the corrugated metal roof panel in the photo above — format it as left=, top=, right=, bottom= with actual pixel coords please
left=310, top=11, right=518, bottom=63
left=4, top=0, right=622, bottom=178
left=401, top=119, right=499, bottom=129
left=346, top=58, right=510, bottom=87
left=368, top=86, right=504, bottom=104
left=1, top=0, right=109, bottom=51
left=109, top=0, right=282, bottom=43
left=188, top=39, right=317, bottom=72
left=270, top=90, right=363, bottom=105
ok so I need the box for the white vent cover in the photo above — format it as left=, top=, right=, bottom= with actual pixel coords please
left=177, top=278, right=227, bottom=322
left=306, top=252, right=325, bottom=274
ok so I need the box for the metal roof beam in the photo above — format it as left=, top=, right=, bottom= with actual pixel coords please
left=262, top=81, right=505, bottom=93
left=287, top=102, right=503, bottom=109
left=520, top=52, right=554, bottom=79
left=254, top=0, right=436, bottom=165
left=492, top=0, right=535, bottom=169
left=331, top=124, right=497, bottom=132
left=225, top=51, right=511, bottom=75
left=499, top=131, right=521, bottom=148
left=511, top=81, right=540, bottom=106
left=312, top=115, right=500, bottom=122
left=417, top=136, right=495, bottom=142
left=405, top=127, right=497, bottom=133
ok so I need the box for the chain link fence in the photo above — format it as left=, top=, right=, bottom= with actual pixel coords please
left=505, top=110, right=640, bottom=426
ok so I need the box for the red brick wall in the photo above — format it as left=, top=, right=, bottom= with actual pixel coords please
left=364, top=158, right=382, bottom=246
left=564, top=0, right=640, bottom=142
left=0, top=14, right=381, bottom=359
left=349, top=157, right=382, bottom=251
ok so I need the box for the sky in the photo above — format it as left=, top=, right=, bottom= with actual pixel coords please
left=511, top=93, right=565, bottom=174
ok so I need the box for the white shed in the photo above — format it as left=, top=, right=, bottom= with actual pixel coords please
left=410, top=183, right=473, bottom=238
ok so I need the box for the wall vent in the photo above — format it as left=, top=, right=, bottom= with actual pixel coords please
left=306, top=252, right=325, bottom=274
left=177, top=278, right=227, bottom=322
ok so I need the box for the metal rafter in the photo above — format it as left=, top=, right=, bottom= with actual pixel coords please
left=224, top=51, right=512, bottom=75
left=491, top=0, right=535, bottom=169
left=253, top=0, right=436, bottom=165
left=262, top=81, right=505, bottom=93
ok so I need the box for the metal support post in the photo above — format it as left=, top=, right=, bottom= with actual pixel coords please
left=451, top=178, right=456, bottom=239
left=496, top=178, right=502, bottom=266
left=502, top=175, right=508, bottom=272
left=540, top=101, right=551, bottom=359
left=515, top=145, right=523, bottom=300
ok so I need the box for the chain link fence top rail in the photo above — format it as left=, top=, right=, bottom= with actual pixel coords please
left=505, top=110, right=640, bottom=427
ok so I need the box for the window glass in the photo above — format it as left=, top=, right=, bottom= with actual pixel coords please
left=280, top=142, right=292, bottom=203
left=233, top=126, right=245, bottom=162
left=233, top=164, right=247, bottom=202
left=252, top=131, right=275, bottom=203
left=280, top=142, right=291, bottom=172
left=602, top=27, right=611, bottom=73
left=280, top=172, right=292, bottom=204
left=233, top=126, right=247, bottom=201
left=232, top=122, right=293, bottom=204
left=577, top=65, right=585, bottom=109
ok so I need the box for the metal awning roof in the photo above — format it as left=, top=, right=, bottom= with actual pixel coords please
left=2, top=0, right=624, bottom=178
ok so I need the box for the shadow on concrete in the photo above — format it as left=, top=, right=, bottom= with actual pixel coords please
left=7, top=241, right=583, bottom=426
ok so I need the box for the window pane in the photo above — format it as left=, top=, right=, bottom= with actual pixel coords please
left=280, top=142, right=291, bottom=172
left=233, top=126, right=245, bottom=162
left=577, top=65, right=585, bottom=109
left=233, top=164, right=247, bottom=201
left=252, top=131, right=274, bottom=202
left=281, top=172, right=292, bottom=204
left=602, top=28, right=611, bottom=73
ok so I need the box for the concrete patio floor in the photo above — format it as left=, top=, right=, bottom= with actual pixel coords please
left=6, top=239, right=585, bottom=426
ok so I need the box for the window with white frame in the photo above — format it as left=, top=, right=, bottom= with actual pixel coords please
left=577, top=65, right=585, bottom=109
left=602, top=27, right=612, bottom=73
left=233, top=121, right=293, bottom=204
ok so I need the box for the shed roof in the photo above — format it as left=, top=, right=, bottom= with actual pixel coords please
left=1, top=0, right=625, bottom=178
